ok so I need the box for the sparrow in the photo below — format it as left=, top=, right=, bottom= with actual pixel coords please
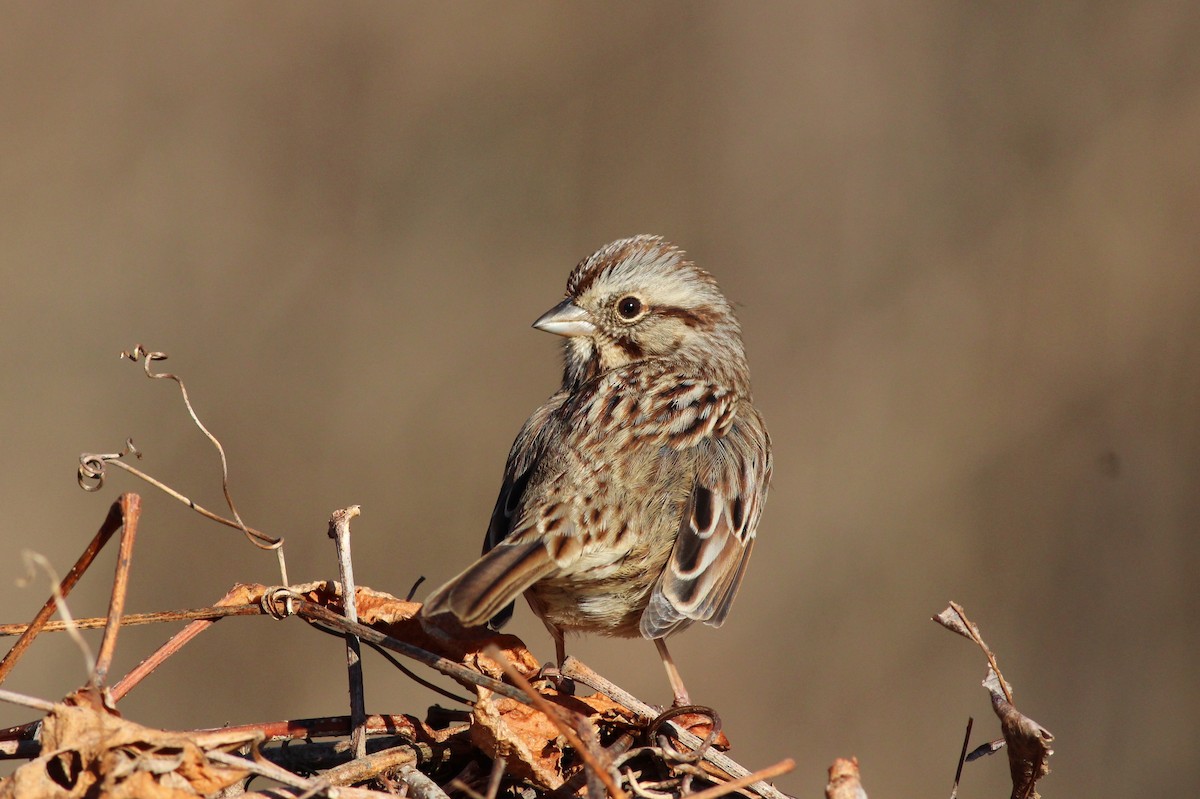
left=423, top=235, right=771, bottom=705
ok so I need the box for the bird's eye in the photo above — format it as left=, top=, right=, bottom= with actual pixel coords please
left=617, top=296, right=643, bottom=319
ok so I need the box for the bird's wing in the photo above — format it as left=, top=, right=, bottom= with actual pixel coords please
left=424, top=394, right=565, bottom=629
left=420, top=537, right=558, bottom=628
left=640, top=403, right=772, bottom=638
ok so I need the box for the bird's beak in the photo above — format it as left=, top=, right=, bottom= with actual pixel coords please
left=532, top=299, right=596, bottom=337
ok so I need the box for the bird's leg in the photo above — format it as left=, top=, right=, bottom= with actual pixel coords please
left=551, top=623, right=566, bottom=667
left=654, top=637, right=692, bottom=706
left=532, top=620, right=574, bottom=695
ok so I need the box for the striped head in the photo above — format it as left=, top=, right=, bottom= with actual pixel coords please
left=533, top=236, right=748, bottom=390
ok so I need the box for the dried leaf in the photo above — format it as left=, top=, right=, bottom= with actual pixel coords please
left=983, top=665, right=1014, bottom=708
left=472, top=691, right=566, bottom=788
left=469, top=686, right=635, bottom=790
left=933, top=604, right=975, bottom=640
left=986, top=671, right=1054, bottom=799
left=0, top=704, right=250, bottom=798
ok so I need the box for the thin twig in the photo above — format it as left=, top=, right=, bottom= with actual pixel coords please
left=15, top=553, right=94, bottom=679
left=119, top=346, right=270, bottom=551
left=362, top=639, right=474, bottom=706
left=0, top=497, right=125, bottom=682
left=193, top=713, right=430, bottom=744
left=82, top=457, right=280, bottom=548
left=92, top=493, right=140, bottom=688
left=321, top=742, right=419, bottom=786
left=328, top=506, right=367, bottom=758
left=0, top=689, right=57, bottom=713
left=685, top=759, right=795, bottom=799
left=486, top=756, right=507, bottom=799
left=0, top=603, right=263, bottom=635
left=112, top=585, right=250, bottom=702
left=208, top=748, right=394, bottom=798
left=291, top=595, right=475, bottom=707
left=950, top=717, right=972, bottom=799
left=485, top=644, right=627, bottom=799
left=78, top=346, right=289, bottom=585
left=399, top=763, right=454, bottom=799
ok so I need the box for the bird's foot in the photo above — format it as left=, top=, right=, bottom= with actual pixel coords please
left=531, top=662, right=576, bottom=696
left=646, top=704, right=731, bottom=751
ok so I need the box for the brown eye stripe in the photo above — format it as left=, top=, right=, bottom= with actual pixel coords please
left=655, top=306, right=718, bottom=330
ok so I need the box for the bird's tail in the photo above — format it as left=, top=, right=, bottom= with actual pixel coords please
left=421, top=540, right=557, bottom=628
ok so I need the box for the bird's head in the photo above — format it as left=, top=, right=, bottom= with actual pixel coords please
left=534, top=235, right=747, bottom=389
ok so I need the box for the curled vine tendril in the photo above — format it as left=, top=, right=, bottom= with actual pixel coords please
left=78, top=438, right=141, bottom=492
left=77, top=345, right=288, bottom=584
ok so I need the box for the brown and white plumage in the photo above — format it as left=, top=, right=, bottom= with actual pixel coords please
left=422, top=235, right=772, bottom=704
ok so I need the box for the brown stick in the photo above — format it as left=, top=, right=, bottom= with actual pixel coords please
left=0, top=496, right=129, bottom=683
left=0, top=603, right=263, bottom=635
left=322, top=742, right=418, bottom=787
left=689, top=758, right=795, bottom=799
left=92, top=494, right=140, bottom=687
left=398, top=764, right=455, bottom=799
left=207, top=749, right=395, bottom=798
left=193, top=713, right=428, bottom=743
left=950, top=716, right=973, bottom=799
left=328, top=506, right=367, bottom=758
left=111, top=585, right=248, bottom=702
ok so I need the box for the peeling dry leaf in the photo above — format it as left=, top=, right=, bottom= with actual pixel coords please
left=0, top=704, right=250, bottom=799
left=985, top=668, right=1054, bottom=799
left=982, top=667, right=1014, bottom=710
left=472, top=690, right=566, bottom=788
left=933, top=603, right=981, bottom=643
left=469, top=687, right=635, bottom=790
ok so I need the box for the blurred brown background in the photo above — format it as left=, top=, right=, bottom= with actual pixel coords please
left=2, top=3, right=1198, bottom=796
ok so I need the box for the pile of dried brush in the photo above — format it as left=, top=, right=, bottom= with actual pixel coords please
left=0, top=347, right=1052, bottom=799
